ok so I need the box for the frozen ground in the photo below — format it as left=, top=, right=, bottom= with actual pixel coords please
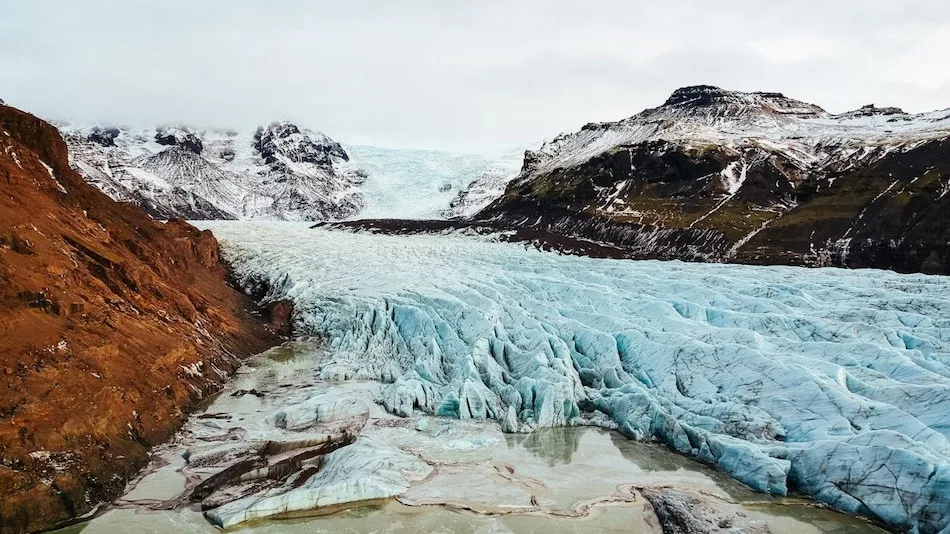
left=199, top=221, right=950, bottom=532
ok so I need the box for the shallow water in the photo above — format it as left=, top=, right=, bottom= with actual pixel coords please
left=61, top=342, right=884, bottom=533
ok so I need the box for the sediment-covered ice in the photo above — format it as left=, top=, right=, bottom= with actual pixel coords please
left=205, top=438, right=433, bottom=528
left=202, top=221, right=950, bottom=532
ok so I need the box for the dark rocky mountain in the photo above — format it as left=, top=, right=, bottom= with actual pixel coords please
left=473, top=86, right=950, bottom=274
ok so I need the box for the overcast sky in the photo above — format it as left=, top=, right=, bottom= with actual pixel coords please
left=2, top=1, right=948, bottom=151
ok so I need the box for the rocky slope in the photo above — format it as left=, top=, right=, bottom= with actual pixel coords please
left=0, top=104, right=280, bottom=532
left=60, top=122, right=366, bottom=221
left=476, top=86, right=950, bottom=274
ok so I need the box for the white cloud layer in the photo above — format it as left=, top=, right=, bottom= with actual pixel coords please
left=1, top=1, right=948, bottom=151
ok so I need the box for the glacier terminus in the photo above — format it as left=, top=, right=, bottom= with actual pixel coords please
left=197, top=221, right=950, bottom=533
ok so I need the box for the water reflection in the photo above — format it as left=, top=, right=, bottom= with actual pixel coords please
left=606, top=429, right=696, bottom=472
left=503, top=426, right=583, bottom=466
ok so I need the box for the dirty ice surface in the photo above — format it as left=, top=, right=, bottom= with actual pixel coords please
left=67, top=342, right=884, bottom=533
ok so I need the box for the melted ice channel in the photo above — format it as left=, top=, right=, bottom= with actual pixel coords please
left=201, top=221, right=950, bottom=532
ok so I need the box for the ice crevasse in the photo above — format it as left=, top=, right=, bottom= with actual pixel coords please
left=203, top=221, right=950, bottom=533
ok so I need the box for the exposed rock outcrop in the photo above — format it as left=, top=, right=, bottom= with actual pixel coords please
left=254, top=121, right=348, bottom=167
left=154, top=125, right=203, bottom=154
left=86, top=126, right=120, bottom=148
left=641, top=488, right=772, bottom=534
left=0, top=104, right=280, bottom=533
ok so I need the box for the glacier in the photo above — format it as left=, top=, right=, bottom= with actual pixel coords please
left=344, top=145, right=522, bottom=220
left=202, top=221, right=950, bottom=533
left=205, top=437, right=434, bottom=528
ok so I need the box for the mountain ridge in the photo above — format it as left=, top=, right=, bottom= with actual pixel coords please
left=520, top=85, right=950, bottom=177
left=53, top=85, right=950, bottom=274
left=462, top=85, right=950, bottom=274
left=60, top=121, right=366, bottom=221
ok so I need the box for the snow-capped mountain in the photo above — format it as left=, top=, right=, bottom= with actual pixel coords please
left=60, top=122, right=366, bottom=221
left=516, top=85, right=950, bottom=177
left=477, top=85, right=950, bottom=274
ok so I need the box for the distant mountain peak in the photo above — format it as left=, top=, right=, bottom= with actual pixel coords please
left=660, top=85, right=826, bottom=118
left=88, top=125, right=121, bottom=147
left=477, top=84, right=950, bottom=276
left=663, top=85, right=734, bottom=106
left=254, top=121, right=349, bottom=166
left=834, top=103, right=908, bottom=120
left=155, top=125, right=203, bottom=154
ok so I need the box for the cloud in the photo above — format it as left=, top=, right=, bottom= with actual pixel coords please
left=1, top=0, right=947, bottom=151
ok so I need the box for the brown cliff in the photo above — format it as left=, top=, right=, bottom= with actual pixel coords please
left=0, top=105, right=279, bottom=532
